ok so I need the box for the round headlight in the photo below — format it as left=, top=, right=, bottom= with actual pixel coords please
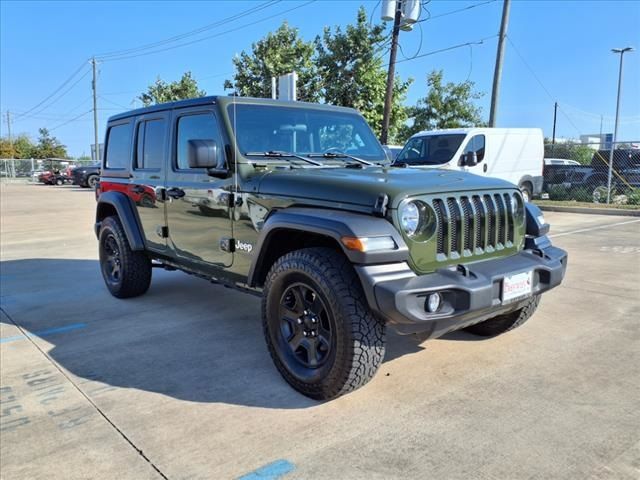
left=400, top=201, right=421, bottom=236
left=512, top=192, right=525, bottom=220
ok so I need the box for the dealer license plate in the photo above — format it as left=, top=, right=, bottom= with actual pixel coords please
left=502, top=271, right=533, bottom=304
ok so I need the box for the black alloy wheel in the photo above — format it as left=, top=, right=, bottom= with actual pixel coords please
left=279, top=282, right=333, bottom=369
left=101, top=232, right=122, bottom=287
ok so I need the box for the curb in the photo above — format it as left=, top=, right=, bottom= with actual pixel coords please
left=538, top=205, right=640, bottom=217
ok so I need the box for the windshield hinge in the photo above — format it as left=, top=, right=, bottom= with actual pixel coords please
left=373, top=193, right=389, bottom=218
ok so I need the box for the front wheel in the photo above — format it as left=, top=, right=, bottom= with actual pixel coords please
left=520, top=183, right=533, bottom=203
left=99, top=216, right=152, bottom=298
left=464, top=295, right=540, bottom=337
left=262, top=248, right=385, bottom=400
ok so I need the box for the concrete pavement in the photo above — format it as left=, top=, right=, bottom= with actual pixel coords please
left=1, top=183, right=639, bottom=479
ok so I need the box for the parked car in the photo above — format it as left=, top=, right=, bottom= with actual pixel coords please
left=72, top=164, right=101, bottom=188
left=543, top=158, right=581, bottom=188
left=563, top=149, right=640, bottom=201
left=382, top=144, right=403, bottom=161
left=95, top=96, right=567, bottom=400
left=395, top=128, right=544, bottom=202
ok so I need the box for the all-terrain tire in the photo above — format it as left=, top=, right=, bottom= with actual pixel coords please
left=262, top=247, right=385, bottom=400
left=464, top=295, right=540, bottom=337
left=99, top=216, right=151, bottom=298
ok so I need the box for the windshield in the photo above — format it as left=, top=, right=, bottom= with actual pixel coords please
left=228, top=104, right=387, bottom=163
left=396, top=134, right=466, bottom=165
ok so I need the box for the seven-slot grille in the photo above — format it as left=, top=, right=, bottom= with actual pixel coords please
left=431, top=192, right=518, bottom=259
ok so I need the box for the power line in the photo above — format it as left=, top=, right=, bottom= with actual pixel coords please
left=13, top=70, right=92, bottom=122
left=417, top=0, right=497, bottom=23
left=99, top=95, right=129, bottom=110
left=95, top=1, right=280, bottom=60
left=99, top=1, right=317, bottom=62
left=389, top=34, right=497, bottom=66
left=506, top=35, right=582, bottom=135
left=13, top=61, right=89, bottom=120
left=48, top=110, right=93, bottom=132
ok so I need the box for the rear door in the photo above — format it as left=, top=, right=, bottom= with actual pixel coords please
left=164, top=107, right=233, bottom=268
left=130, top=112, right=170, bottom=252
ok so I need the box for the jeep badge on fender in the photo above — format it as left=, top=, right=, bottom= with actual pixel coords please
left=95, top=96, right=567, bottom=400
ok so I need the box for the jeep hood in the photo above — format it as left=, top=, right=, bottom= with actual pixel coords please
left=256, top=166, right=517, bottom=208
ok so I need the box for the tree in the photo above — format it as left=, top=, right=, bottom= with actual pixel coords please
left=544, top=141, right=593, bottom=165
left=0, top=134, right=35, bottom=159
left=139, top=71, right=206, bottom=107
left=401, top=70, right=484, bottom=140
left=315, top=7, right=411, bottom=142
left=224, top=22, right=321, bottom=102
left=32, top=128, right=68, bottom=159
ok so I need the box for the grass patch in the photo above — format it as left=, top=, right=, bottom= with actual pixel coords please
left=534, top=200, right=640, bottom=210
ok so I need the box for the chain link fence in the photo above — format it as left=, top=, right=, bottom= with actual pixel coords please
left=543, top=141, right=640, bottom=207
left=0, top=158, right=97, bottom=184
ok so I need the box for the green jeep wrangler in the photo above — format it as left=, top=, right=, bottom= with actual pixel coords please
left=95, top=96, right=567, bottom=400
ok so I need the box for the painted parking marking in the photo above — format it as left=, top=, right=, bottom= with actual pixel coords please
left=549, top=218, right=640, bottom=238
left=237, top=459, right=296, bottom=480
left=0, top=323, right=87, bottom=344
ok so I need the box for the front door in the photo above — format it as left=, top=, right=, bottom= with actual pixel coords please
left=461, top=134, right=487, bottom=176
left=165, top=108, right=233, bottom=268
left=130, top=112, right=170, bottom=252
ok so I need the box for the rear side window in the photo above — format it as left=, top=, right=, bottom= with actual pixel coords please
left=176, top=113, right=221, bottom=170
left=105, top=122, right=132, bottom=169
left=135, top=119, right=166, bottom=170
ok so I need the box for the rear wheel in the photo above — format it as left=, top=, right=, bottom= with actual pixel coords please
left=55, top=178, right=64, bottom=186
left=262, top=248, right=385, bottom=400
left=87, top=174, right=99, bottom=189
left=464, top=295, right=540, bottom=337
left=99, top=216, right=151, bottom=298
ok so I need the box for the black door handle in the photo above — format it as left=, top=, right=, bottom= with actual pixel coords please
left=166, top=187, right=185, bottom=199
left=132, top=185, right=145, bottom=194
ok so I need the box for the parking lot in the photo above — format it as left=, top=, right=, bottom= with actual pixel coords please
left=1, top=183, right=639, bottom=480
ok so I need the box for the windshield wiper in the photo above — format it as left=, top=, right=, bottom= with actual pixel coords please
left=307, top=152, right=374, bottom=166
left=244, top=151, right=323, bottom=166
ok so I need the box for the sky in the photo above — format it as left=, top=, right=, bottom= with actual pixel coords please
left=1, top=0, right=639, bottom=158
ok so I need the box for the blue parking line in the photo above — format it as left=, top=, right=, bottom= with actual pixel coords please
left=0, top=323, right=87, bottom=344
left=237, top=460, right=295, bottom=480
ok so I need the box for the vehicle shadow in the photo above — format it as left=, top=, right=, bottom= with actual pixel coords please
left=0, top=258, right=480, bottom=409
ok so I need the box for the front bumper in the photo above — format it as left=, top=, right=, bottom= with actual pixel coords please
left=356, top=243, right=567, bottom=337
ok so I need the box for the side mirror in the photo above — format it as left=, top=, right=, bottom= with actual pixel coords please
left=461, top=151, right=478, bottom=167
left=187, top=139, right=228, bottom=178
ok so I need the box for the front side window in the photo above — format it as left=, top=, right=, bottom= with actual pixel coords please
left=396, top=134, right=466, bottom=165
left=176, top=113, right=221, bottom=170
left=228, top=104, right=386, bottom=162
left=105, top=122, right=132, bottom=169
left=135, top=119, right=166, bottom=170
left=462, top=135, right=485, bottom=163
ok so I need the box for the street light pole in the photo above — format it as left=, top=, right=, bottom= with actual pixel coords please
left=606, top=46, right=634, bottom=204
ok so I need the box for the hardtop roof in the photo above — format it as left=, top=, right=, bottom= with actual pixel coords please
left=107, top=95, right=359, bottom=123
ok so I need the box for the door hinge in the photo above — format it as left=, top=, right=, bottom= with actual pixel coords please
left=156, top=226, right=169, bottom=238
left=220, top=237, right=235, bottom=253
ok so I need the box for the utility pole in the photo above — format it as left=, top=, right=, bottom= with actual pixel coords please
left=489, top=0, right=511, bottom=127
left=551, top=102, right=557, bottom=154
left=380, top=1, right=403, bottom=145
left=606, top=46, right=634, bottom=204
left=91, top=57, right=100, bottom=162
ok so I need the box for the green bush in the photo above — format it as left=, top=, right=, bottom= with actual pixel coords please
left=627, top=189, right=640, bottom=206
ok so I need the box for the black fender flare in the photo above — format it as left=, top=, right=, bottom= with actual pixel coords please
left=95, top=191, right=145, bottom=251
left=247, top=207, right=409, bottom=287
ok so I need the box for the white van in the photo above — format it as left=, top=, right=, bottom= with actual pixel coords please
left=395, top=128, right=544, bottom=201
